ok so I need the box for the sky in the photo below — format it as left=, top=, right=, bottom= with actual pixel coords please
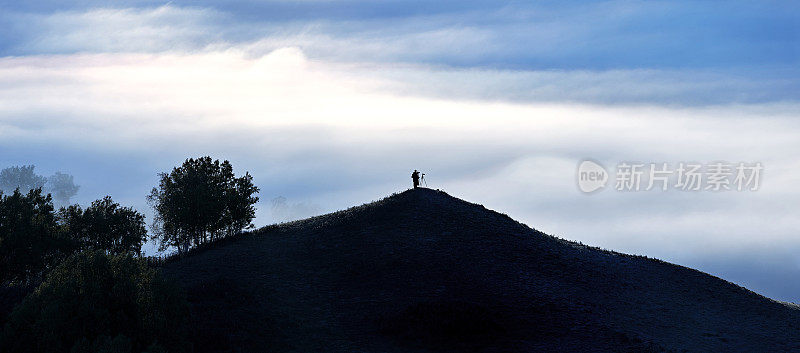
left=1, top=1, right=799, bottom=301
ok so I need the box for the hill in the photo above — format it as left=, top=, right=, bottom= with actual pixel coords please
left=164, top=188, right=800, bottom=352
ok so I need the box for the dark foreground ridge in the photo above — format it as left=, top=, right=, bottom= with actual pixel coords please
left=165, top=188, right=800, bottom=352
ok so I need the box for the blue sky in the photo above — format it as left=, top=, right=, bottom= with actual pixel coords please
left=1, top=0, right=799, bottom=302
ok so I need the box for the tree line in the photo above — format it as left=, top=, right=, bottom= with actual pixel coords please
left=0, top=157, right=260, bottom=353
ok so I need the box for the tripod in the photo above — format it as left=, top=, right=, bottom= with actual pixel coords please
left=421, top=173, right=427, bottom=187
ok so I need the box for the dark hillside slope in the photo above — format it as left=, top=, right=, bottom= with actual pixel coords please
left=164, top=188, right=800, bottom=352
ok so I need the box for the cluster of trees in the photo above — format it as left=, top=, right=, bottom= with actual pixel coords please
left=148, top=157, right=259, bottom=253
left=60, top=197, right=148, bottom=256
left=0, top=166, right=79, bottom=207
left=1, top=157, right=260, bottom=284
left=0, top=156, right=260, bottom=353
left=0, top=190, right=146, bottom=284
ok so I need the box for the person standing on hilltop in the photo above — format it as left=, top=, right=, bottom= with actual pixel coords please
left=412, top=170, right=421, bottom=188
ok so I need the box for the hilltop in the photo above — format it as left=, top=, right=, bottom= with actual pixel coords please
left=164, top=188, right=800, bottom=352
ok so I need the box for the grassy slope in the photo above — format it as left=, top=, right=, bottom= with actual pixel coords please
left=164, top=188, right=800, bottom=352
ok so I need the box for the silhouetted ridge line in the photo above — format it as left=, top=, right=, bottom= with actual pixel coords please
left=161, top=187, right=800, bottom=352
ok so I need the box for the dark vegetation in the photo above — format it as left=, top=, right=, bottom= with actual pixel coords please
left=148, top=157, right=259, bottom=253
left=59, top=196, right=148, bottom=256
left=0, top=157, right=259, bottom=353
left=2, top=252, right=189, bottom=353
left=0, top=190, right=147, bottom=285
left=0, top=189, right=65, bottom=284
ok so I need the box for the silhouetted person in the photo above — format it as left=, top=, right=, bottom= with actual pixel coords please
left=412, top=170, right=420, bottom=188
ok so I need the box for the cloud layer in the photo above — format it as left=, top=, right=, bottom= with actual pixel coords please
left=1, top=1, right=798, bottom=104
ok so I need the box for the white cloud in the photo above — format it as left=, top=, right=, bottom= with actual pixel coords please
left=1, top=48, right=798, bottom=238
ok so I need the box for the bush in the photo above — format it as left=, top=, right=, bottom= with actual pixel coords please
left=1, top=252, right=190, bottom=353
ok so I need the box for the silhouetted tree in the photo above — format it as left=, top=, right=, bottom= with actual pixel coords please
left=147, top=157, right=259, bottom=252
left=46, top=172, right=80, bottom=207
left=0, top=165, right=47, bottom=195
left=58, top=196, right=147, bottom=256
left=1, top=252, right=190, bottom=353
left=224, top=172, right=260, bottom=236
left=0, top=189, right=66, bottom=283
